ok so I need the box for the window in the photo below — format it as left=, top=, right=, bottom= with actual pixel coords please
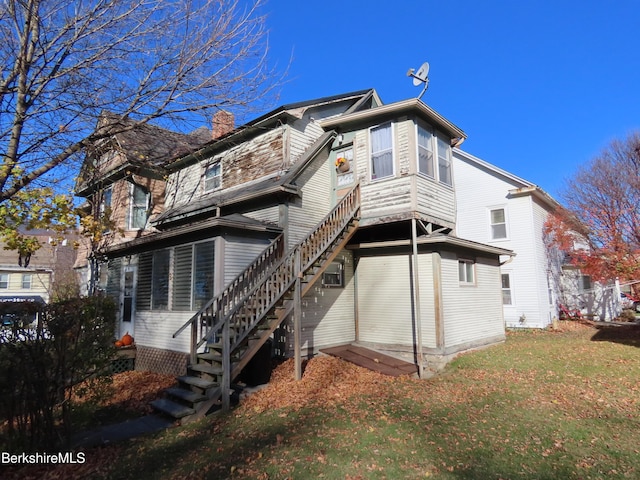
left=151, top=250, right=170, bottom=310
left=579, top=275, right=592, bottom=293
left=101, top=186, right=112, bottom=213
left=322, top=261, right=344, bottom=288
left=0, top=273, right=8, bottom=289
left=490, top=208, right=507, bottom=240
left=193, top=241, right=215, bottom=310
left=370, top=122, right=394, bottom=180
left=458, top=259, right=475, bottom=284
left=128, top=183, right=149, bottom=229
left=204, top=162, right=222, bottom=192
left=437, top=136, right=452, bottom=186
left=22, top=274, right=32, bottom=289
left=417, top=125, right=435, bottom=177
left=501, top=273, right=512, bottom=305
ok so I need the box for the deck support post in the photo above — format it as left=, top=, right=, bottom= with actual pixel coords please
left=294, top=248, right=302, bottom=381
left=221, top=318, right=231, bottom=412
left=411, top=218, right=424, bottom=378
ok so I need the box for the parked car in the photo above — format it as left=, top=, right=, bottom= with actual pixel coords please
left=621, top=292, right=640, bottom=312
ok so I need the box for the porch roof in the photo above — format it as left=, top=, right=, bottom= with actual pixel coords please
left=105, top=213, right=282, bottom=257
left=348, top=232, right=514, bottom=258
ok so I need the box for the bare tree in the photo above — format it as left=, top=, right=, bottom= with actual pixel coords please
left=0, top=0, right=280, bottom=203
left=545, top=131, right=640, bottom=282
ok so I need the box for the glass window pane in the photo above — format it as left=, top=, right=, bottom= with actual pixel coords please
left=193, top=241, right=215, bottom=310
left=437, top=137, right=451, bottom=185
left=152, top=250, right=170, bottom=310
left=371, top=123, right=393, bottom=180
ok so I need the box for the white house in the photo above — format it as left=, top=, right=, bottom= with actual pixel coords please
left=453, top=148, right=561, bottom=329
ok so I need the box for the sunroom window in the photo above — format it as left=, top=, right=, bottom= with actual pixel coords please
left=417, top=125, right=435, bottom=177
left=370, top=122, right=393, bottom=180
left=437, top=136, right=452, bottom=186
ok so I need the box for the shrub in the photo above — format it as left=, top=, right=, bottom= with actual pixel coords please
left=0, top=296, right=116, bottom=451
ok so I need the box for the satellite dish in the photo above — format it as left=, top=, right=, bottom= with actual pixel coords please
left=407, top=61, right=430, bottom=99
left=412, top=62, right=430, bottom=86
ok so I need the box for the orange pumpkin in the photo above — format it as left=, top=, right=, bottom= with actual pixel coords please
left=114, top=340, right=124, bottom=347
left=121, top=332, right=134, bottom=346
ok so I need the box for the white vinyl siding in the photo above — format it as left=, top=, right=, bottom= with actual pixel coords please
left=441, top=252, right=504, bottom=349
left=356, top=254, right=436, bottom=349
left=298, top=251, right=356, bottom=351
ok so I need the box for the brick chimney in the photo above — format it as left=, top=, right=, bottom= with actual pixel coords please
left=212, top=110, right=234, bottom=140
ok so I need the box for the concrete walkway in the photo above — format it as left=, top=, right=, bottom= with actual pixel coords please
left=71, top=414, right=174, bottom=449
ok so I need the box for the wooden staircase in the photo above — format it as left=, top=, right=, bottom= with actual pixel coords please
left=151, top=185, right=361, bottom=423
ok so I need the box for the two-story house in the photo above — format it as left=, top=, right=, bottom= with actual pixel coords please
left=453, top=149, right=623, bottom=327
left=79, top=89, right=513, bottom=420
left=0, top=230, right=78, bottom=325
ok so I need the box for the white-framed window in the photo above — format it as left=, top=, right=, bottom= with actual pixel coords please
left=490, top=208, right=508, bottom=240
left=100, top=186, right=112, bottom=214
left=458, top=259, right=475, bottom=284
left=417, top=124, right=435, bottom=178
left=128, top=183, right=149, bottom=230
left=22, top=274, right=32, bottom=289
left=437, top=136, right=452, bottom=186
left=370, top=122, right=394, bottom=180
left=204, top=162, right=222, bottom=192
left=322, top=261, right=344, bottom=288
left=501, top=273, right=512, bottom=305
left=0, top=273, right=8, bottom=289
left=151, top=249, right=170, bottom=310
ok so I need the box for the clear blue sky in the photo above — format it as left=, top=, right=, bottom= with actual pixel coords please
left=261, top=0, right=640, bottom=198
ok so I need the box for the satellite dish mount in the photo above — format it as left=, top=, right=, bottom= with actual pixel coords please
left=406, top=61, right=430, bottom=100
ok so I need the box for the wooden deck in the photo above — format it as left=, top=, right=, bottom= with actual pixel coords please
left=320, top=344, right=418, bottom=377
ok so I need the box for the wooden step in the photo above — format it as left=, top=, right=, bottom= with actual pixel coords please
left=190, top=363, right=223, bottom=376
left=177, top=375, right=218, bottom=390
left=165, top=387, right=207, bottom=404
left=150, top=398, right=195, bottom=419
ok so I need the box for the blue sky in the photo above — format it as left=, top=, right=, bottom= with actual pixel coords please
left=262, top=0, right=640, bottom=198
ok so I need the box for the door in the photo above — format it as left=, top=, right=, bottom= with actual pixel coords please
left=120, top=265, right=137, bottom=337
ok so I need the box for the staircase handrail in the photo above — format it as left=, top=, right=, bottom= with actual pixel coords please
left=193, top=183, right=360, bottom=351
left=172, top=233, right=285, bottom=339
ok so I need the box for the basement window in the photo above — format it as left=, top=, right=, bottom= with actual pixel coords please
left=322, top=261, right=344, bottom=288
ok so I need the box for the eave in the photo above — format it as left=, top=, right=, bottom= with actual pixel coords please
left=319, top=98, right=466, bottom=145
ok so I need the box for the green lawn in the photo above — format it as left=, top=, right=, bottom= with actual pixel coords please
left=11, top=322, right=640, bottom=479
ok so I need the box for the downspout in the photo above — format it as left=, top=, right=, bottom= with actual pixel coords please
left=411, top=218, right=424, bottom=378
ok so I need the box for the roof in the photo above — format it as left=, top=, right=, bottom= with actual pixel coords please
left=165, top=89, right=377, bottom=171
left=76, top=113, right=211, bottom=195
left=453, top=148, right=560, bottom=211
left=153, top=131, right=337, bottom=228
left=106, top=213, right=282, bottom=257
left=349, top=232, right=515, bottom=257
left=320, top=98, right=466, bottom=145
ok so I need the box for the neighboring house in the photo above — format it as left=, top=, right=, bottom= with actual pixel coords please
left=452, top=148, right=621, bottom=327
left=78, top=89, right=513, bottom=420
left=0, top=231, right=78, bottom=323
